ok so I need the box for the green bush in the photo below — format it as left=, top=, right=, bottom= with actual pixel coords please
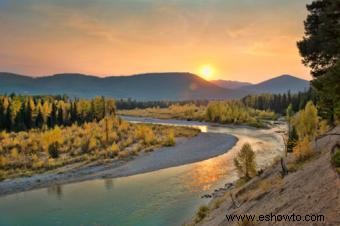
left=48, top=142, right=60, bottom=159
left=331, top=148, right=340, bottom=167
left=195, top=205, right=209, bottom=223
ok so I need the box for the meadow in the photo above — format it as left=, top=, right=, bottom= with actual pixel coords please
left=118, top=100, right=277, bottom=128
left=0, top=114, right=199, bottom=180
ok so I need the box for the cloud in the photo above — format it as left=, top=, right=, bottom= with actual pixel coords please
left=0, top=0, right=311, bottom=81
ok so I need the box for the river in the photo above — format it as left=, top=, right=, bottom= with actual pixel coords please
left=0, top=117, right=285, bottom=226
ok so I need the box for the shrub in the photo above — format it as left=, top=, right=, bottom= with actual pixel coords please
left=0, top=156, right=8, bottom=169
left=195, top=205, right=209, bottom=223
left=163, top=129, right=175, bottom=146
left=10, top=148, right=19, bottom=160
left=293, top=101, right=318, bottom=140
left=234, top=143, right=257, bottom=179
left=81, top=137, right=97, bottom=153
left=293, top=137, right=314, bottom=162
left=318, top=120, right=329, bottom=135
left=212, top=199, right=224, bottom=209
left=118, top=150, right=130, bottom=159
left=108, top=143, right=120, bottom=158
left=48, top=142, right=60, bottom=159
left=136, top=125, right=156, bottom=145
left=81, top=140, right=90, bottom=153
left=331, top=148, right=340, bottom=167
left=238, top=219, right=257, bottom=226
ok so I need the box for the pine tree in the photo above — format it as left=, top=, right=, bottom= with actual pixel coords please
left=297, top=0, right=340, bottom=123
left=24, top=100, right=33, bottom=130
left=287, top=126, right=299, bottom=152
left=48, top=102, right=57, bottom=128
left=14, top=103, right=26, bottom=131
left=35, top=109, right=44, bottom=129
left=0, top=101, right=4, bottom=130
left=57, top=106, right=64, bottom=125
left=5, top=104, right=12, bottom=131
left=70, top=101, right=78, bottom=124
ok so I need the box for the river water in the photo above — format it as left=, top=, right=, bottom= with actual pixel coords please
left=0, top=117, right=284, bottom=226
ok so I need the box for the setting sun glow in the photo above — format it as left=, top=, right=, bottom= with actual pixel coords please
left=199, top=65, right=215, bottom=80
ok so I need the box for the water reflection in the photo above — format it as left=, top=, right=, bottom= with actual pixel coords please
left=47, top=185, right=63, bottom=200
left=104, top=178, right=114, bottom=190
left=0, top=118, right=285, bottom=226
left=183, top=158, right=225, bottom=192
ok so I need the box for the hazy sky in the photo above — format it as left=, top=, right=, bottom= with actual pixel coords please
left=0, top=0, right=312, bottom=82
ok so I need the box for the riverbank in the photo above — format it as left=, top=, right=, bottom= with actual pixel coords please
left=0, top=132, right=237, bottom=196
left=189, top=126, right=340, bottom=226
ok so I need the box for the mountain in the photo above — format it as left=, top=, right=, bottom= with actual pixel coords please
left=241, top=74, right=310, bottom=94
left=0, top=73, right=310, bottom=100
left=213, top=75, right=310, bottom=94
left=211, top=80, right=253, bottom=89
left=0, top=72, right=245, bottom=100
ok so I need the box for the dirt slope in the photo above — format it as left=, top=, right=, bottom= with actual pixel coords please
left=195, top=126, right=340, bottom=226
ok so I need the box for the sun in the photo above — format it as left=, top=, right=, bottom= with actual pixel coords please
left=199, top=65, right=215, bottom=80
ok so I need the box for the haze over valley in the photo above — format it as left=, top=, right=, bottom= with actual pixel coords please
left=0, top=72, right=309, bottom=100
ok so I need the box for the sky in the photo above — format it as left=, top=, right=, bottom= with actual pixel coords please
left=0, top=0, right=313, bottom=82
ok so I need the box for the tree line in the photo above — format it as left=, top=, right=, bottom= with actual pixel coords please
left=241, top=89, right=317, bottom=115
left=0, top=94, right=116, bottom=132
left=115, top=98, right=209, bottom=110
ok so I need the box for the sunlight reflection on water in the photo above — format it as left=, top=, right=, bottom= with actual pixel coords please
left=0, top=117, right=285, bottom=226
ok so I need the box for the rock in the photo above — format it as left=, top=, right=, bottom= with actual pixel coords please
left=224, top=182, right=234, bottom=189
left=201, top=194, right=212, bottom=199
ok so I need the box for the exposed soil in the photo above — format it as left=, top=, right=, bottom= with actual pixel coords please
left=193, top=126, right=340, bottom=226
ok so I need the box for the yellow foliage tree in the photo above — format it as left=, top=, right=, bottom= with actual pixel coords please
left=293, top=137, right=313, bottom=161
left=234, top=143, right=257, bottom=179
left=293, top=101, right=319, bottom=140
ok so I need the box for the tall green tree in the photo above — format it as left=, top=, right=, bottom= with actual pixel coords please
left=57, top=106, right=64, bottom=125
left=35, top=109, right=44, bottom=129
left=297, top=0, right=340, bottom=122
left=15, top=103, right=26, bottom=131
left=48, top=102, right=57, bottom=128
left=24, top=100, right=34, bottom=129
left=0, top=101, right=4, bottom=130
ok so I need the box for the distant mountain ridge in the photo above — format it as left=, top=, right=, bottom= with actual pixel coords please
left=241, top=74, right=310, bottom=94
left=211, top=80, right=253, bottom=89
left=0, top=72, right=310, bottom=100
left=213, top=74, right=310, bottom=94
left=0, top=72, right=244, bottom=100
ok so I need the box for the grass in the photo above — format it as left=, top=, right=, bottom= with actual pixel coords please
left=118, top=101, right=276, bottom=128
left=119, top=104, right=205, bottom=120
left=0, top=117, right=200, bottom=180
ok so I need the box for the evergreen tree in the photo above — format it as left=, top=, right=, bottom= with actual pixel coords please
left=57, top=106, right=64, bottom=125
left=14, top=103, right=26, bottom=131
left=35, top=109, right=44, bottom=129
left=5, top=104, right=12, bottom=131
left=287, top=126, right=299, bottom=152
left=70, top=101, right=78, bottom=124
left=48, top=102, right=57, bottom=128
left=24, top=100, right=34, bottom=130
left=297, top=0, right=340, bottom=122
left=0, top=101, right=4, bottom=130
